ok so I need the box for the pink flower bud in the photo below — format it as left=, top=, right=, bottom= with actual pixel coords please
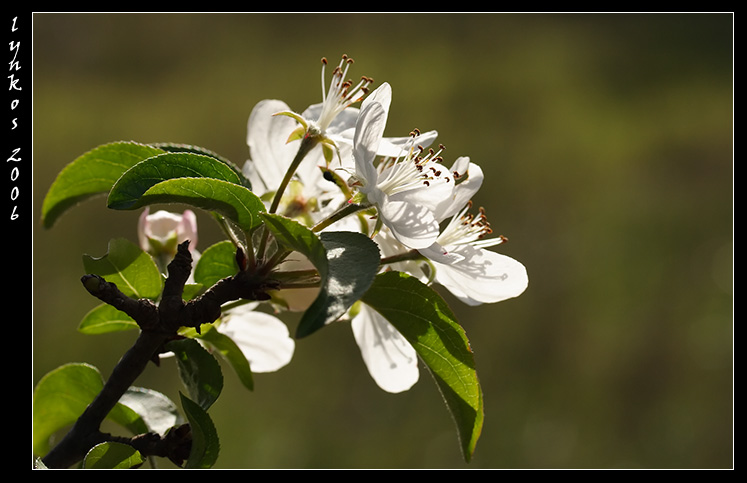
left=137, top=208, right=198, bottom=256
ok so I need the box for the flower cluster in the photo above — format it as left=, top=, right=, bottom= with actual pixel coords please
left=146, top=55, right=528, bottom=393
left=241, top=54, right=528, bottom=393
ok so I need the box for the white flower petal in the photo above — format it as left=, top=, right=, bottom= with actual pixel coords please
left=301, top=102, right=360, bottom=135
left=379, top=199, right=440, bottom=249
left=218, top=307, right=295, bottom=373
left=432, top=160, right=484, bottom=222
left=361, top=82, right=392, bottom=114
left=353, top=100, right=388, bottom=186
left=419, top=242, right=465, bottom=265
left=352, top=305, right=419, bottom=393
left=389, top=168, right=453, bottom=212
left=245, top=99, right=299, bottom=195
left=434, top=245, right=528, bottom=305
left=374, top=227, right=431, bottom=283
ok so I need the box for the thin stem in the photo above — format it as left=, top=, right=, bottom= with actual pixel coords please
left=214, top=213, right=255, bottom=270
left=268, top=135, right=319, bottom=215
left=278, top=280, right=322, bottom=290
left=261, top=248, right=291, bottom=273
left=242, top=228, right=256, bottom=271
left=257, top=134, right=319, bottom=261
left=271, top=268, right=320, bottom=281
left=379, top=249, right=424, bottom=266
left=312, top=201, right=369, bottom=233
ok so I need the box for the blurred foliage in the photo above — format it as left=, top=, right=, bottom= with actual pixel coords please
left=32, top=13, right=732, bottom=468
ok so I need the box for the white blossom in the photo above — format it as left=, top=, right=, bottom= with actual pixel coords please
left=349, top=87, right=453, bottom=249
left=216, top=303, right=295, bottom=373
left=419, top=161, right=529, bottom=305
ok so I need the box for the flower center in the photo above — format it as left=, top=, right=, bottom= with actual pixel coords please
left=375, top=131, right=452, bottom=197
left=316, top=55, right=374, bottom=131
left=437, top=201, right=507, bottom=249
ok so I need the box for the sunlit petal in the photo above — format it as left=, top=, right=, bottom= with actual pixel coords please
left=245, top=99, right=299, bottom=195
left=218, top=307, right=295, bottom=373
left=434, top=245, right=528, bottom=305
left=351, top=304, right=419, bottom=394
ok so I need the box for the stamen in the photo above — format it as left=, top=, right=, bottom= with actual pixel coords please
left=320, top=57, right=328, bottom=103
left=373, top=132, right=452, bottom=197
left=437, top=201, right=506, bottom=249
left=317, top=54, right=374, bottom=131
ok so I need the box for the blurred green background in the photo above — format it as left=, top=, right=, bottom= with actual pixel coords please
left=32, top=13, right=733, bottom=469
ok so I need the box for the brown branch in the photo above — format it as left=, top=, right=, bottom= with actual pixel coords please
left=41, top=241, right=277, bottom=468
left=113, top=424, right=193, bottom=467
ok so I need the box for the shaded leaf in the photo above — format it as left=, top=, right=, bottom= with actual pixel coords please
left=167, top=338, right=223, bottom=411
left=299, top=231, right=381, bottom=338
left=260, top=214, right=381, bottom=338
left=361, top=271, right=484, bottom=462
left=180, top=394, right=220, bottom=469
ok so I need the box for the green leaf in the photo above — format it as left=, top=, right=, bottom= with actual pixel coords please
left=82, top=238, right=164, bottom=300
left=83, top=442, right=145, bottom=469
left=260, top=214, right=380, bottom=338
left=193, top=240, right=239, bottom=288
left=299, top=231, right=381, bottom=338
left=78, top=303, right=139, bottom=334
left=149, top=142, right=251, bottom=189
left=105, top=401, right=150, bottom=437
left=33, top=363, right=105, bottom=456
left=118, top=177, right=266, bottom=234
left=180, top=393, right=220, bottom=469
left=118, top=387, right=183, bottom=436
left=32, top=365, right=162, bottom=458
left=183, top=283, right=205, bottom=301
left=259, top=213, right=327, bottom=267
left=107, top=152, right=246, bottom=210
left=167, top=338, right=223, bottom=411
left=41, top=141, right=165, bottom=228
left=198, top=324, right=254, bottom=391
left=361, top=271, right=484, bottom=462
